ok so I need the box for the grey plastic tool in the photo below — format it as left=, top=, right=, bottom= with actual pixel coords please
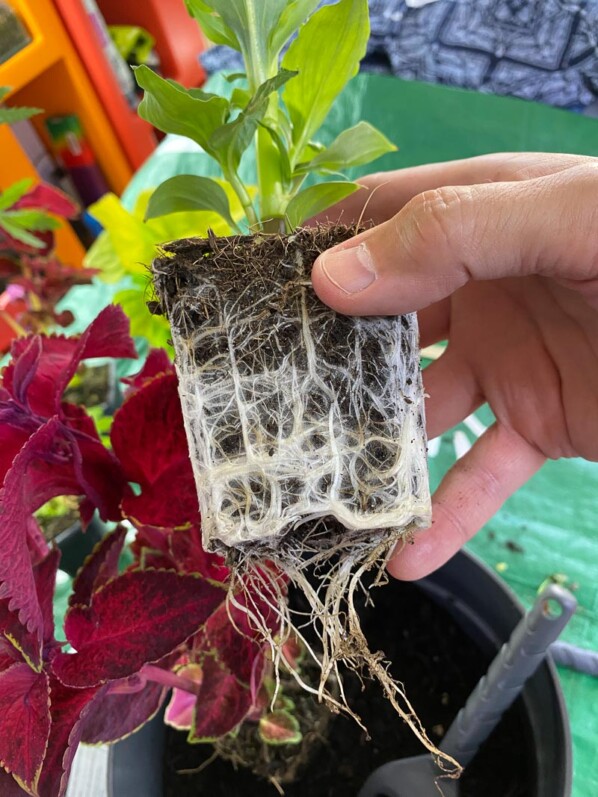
left=359, top=584, right=577, bottom=797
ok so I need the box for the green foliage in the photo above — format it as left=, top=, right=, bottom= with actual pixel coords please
left=281, top=0, right=369, bottom=164
left=144, top=175, right=238, bottom=228
left=86, top=187, right=250, bottom=348
left=296, top=122, right=397, bottom=174
left=285, top=181, right=360, bottom=230
left=135, top=0, right=396, bottom=231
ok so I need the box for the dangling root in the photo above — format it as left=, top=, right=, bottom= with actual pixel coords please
left=227, top=518, right=462, bottom=781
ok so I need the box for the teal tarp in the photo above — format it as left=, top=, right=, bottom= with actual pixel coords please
left=123, top=73, right=598, bottom=795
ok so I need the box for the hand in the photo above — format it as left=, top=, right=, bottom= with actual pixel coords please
left=311, top=153, right=598, bottom=580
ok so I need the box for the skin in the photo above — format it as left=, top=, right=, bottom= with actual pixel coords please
left=310, top=153, right=598, bottom=580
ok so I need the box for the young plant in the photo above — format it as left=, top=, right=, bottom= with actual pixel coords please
left=136, top=0, right=396, bottom=232
left=0, top=307, right=300, bottom=796
left=140, top=0, right=449, bottom=771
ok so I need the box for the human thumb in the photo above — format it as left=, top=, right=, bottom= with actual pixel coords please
left=311, top=165, right=598, bottom=315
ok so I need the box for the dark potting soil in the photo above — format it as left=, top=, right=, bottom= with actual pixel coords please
left=163, top=578, right=535, bottom=797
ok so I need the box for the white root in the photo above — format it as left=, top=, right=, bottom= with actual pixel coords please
left=153, top=228, right=460, bottom=777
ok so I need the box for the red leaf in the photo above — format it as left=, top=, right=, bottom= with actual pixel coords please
left=81, top=679, right=167, bottom=745
left=202, top=602, right=264, bottom=685
left=0, top=663, right=50, bottom=789
left=111, top=373, right=198, bottom=528
left=53, top=570, right=226, bottom=687
left=169, top=526, right=229, bottom=582
left=122, top=349, right=173, bottom=395
left=0, top=637, right=21, bottom=671
left=69, top=527, right=127, bottom=610
left=36, top=677, right=98, bottom=797
left=121, top=461, right=199, bottom=528
left=26, top=517, right=50, bottom=566
left=69, top=432, right=130, bottom=522
left=34, top=549, right=61, bottom=650
left=3, top=305, right=136, bottom=418
left=189, top=655, right=253, bottom=741
left=14, top=184, right=78, bottom=219
left=0, top=407, right=39, bottom=488
left=0, top=420, right=84, bottom=658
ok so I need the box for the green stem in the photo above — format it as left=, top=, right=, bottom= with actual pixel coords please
left=224, top=169, right=258, bottom=230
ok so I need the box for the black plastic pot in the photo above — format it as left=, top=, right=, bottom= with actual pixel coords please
left=107, top=549, right=572, bottom=797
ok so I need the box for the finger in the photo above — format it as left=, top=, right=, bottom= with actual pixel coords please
left=311, top=152, right=593, bottom=226
left=312, top=163, right=598, bottom=316
left=387, top=424, right=545, bottom=581
left=422, top=349, right=481, bottom=440
left=418, top=300, right=450, bottom=348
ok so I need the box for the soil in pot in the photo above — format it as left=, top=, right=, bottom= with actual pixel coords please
left=163, top=577, right=535, bottom=797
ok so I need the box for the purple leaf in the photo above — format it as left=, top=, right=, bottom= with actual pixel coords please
left=0, top=663, right=50, bottom=789
left=122, top=349, right=173, bottom=395
left=36, top=677, right=98, bottom=797
left=189, top=655, right=253, bottom=742
left=0, top=419, right=84, bottom=659
left=81, top=679, right=167, bottom=745
left=53, top=570, right=226, bottom=687
left=164, top=663, right=202, bottom=730
left=0, top=767, right=29, bottom=796
left=69, top=527, right=127, bottom=609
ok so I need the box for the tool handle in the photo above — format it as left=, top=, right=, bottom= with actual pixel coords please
left=441, top=584, right=576, bottom=766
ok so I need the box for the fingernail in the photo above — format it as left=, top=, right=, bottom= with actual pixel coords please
left=319, top=242, right=376, bottom=294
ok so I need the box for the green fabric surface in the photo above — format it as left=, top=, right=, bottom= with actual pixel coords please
left=123, top=73, right=598, bottom=794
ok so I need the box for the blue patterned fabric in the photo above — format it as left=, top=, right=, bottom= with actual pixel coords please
left=200, top=0, right=598, bottom=110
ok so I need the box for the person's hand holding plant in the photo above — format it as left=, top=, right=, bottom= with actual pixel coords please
left=312, top=152, right=598, bottom=578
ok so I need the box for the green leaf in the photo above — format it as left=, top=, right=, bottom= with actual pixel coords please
left=259, top=122, right=292, bottom=186
left=185, top=0, right=240, bottom=49
left=269, top=0, right=321, bottom=55
left=231, top=87, right=252, bottom=110
left=0, top=105, right=42, bottom=125
left=144, top=175, right=238, bottom=229
left=285, top=181, right=360, bottom=229
left=282, top=0, right=369, bottom=165
left=259, top=710, right=302, bottom=746
left=296, top=122, right=397, bottom=174
left=1, top=209, right=60, bottom=231
left=0, top=179, right=33, bottom=211
left=209, top=70, right=296, bottom=174
left=114, top=287, right=172, bottom=350
left=199, top=1, right=289, bottom=81
left=135, top=66, right=229, bottom=158
left=0, top=218, right=45, bottom=248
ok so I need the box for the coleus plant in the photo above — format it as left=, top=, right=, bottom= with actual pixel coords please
left=0, top=178, right=97, bottom=347
left=0, top=306, right=299, bottom=797
left=0, top=89, right=96, bottom=347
